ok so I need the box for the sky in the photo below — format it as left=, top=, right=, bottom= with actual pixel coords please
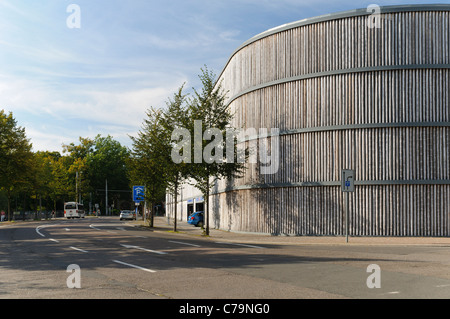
left=0, top=0, right=447, bottom=152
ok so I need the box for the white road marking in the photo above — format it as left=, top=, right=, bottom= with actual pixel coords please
left=112, top=260, right=156, bottom=273
left=90, top=223, right=130, bottom=228
left=36, top=224, right=57, bottom=237
left=36, top=228, right=45, bottom=237
left=89, top=224, right=102, bottom=231
left=49, top=238, right=59, bottom=243
left=169, top=240, right=201, bottom=248
left=215, top=242, right=264, bottom=249
left=89, top=224, right=118, bottom=233
left=70, top=246, right=89, bottom=253
left=120, top=244, right=167, bottom=255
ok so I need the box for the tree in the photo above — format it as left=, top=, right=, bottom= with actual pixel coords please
left=62, top=136, right=93, bottom=203
left=185, top=67, right=246, bottom=235
left=0, top=110, right=35, bottom=220
left=52, top=154, right=75, bottom=204
left=32, top=152, right=56, bottom=218
left=129, top=107, right=169, bottom=226
left=35, top=151, right=66, bottom=212
left=160, top=84, right=190, bottom=232
left=63, top=135, right=131, bottom=214
left=86, top=135, right=130, bottom=209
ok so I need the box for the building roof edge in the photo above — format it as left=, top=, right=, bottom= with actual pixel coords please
left=216, top=4, right=450, bottom=82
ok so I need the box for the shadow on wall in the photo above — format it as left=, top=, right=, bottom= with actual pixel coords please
left=252, top=134, right=345, bottom=236
left=209, top=131, right=347, bottom=236
left=206, top=123, right=450, bottom=236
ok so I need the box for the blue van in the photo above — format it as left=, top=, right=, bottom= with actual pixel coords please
left=188, top=211, right=204, bottom=227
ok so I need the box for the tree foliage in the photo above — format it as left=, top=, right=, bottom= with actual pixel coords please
left=184, top=67, right=246, bottom=235
left=63, top=135, right=131, bottom=213
left=129, top=67, right=246, bottom=234
left=0, top=112, right=131, bottom=218
left=0, top=110, right=34, bottom=219
left=129, top=107, right=169, bottom=226
left=0, top=66, right=246, bottom=230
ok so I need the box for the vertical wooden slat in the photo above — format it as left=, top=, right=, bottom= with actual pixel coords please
left=167, top=8, right=450, bottom=237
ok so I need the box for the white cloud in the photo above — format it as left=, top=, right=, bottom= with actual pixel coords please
left=5, top=0, right=378, bottom=153
left=0, top=70, right=188, bottom=152
left=24, top=126, right=73, bottom=153
left=78, top=86, right=176, bottom=125
left=0, top=77, right=51, bottom=115
left=219, top=30, right=241, bottom=41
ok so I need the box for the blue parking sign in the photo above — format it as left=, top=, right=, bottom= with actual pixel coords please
left=133, top=186, right=145, bottom=202
left=341, top=170, right=355, bottom=192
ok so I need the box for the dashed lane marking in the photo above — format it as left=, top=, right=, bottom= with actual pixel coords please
left=70, top=246, right=89, bottom=253
left=169, top=240, right=201, bottom=248
left=112, top=260, right=156, bottom=273
left=215, top=242, right=264, bottom=249
left=120, top=244, right=167, bottom=255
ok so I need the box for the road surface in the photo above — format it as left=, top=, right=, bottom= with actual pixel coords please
left=1, top=216, right=450, bottom=302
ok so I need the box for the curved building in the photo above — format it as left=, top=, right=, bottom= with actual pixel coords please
left=167, top=4, right=450, bottom=236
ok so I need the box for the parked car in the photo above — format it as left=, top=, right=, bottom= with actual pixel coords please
left=119, top=210, right=135, bottom=220
left=188, top=211, right=204, bottom=227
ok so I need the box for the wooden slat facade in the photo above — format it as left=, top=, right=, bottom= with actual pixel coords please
left=166, top=6, right=450, bottom=236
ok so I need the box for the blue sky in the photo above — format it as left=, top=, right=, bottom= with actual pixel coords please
left=0, top=0, right=446, bottom=152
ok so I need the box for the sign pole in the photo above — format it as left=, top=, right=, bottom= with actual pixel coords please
left=346, top=192, right=349, bottom=243
left=341, top=169, right=355, bottom=243
left=132, top=186, right=145, bottom=220
left=105, top=179, right=108, bottom=216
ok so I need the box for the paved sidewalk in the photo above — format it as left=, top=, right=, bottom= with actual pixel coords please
left=128, top=216, right=450, bottom=246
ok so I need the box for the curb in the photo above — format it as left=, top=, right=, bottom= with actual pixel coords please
left=125, top=217, right=450, bottom=247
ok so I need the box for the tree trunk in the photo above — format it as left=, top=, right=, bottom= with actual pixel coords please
left=7, top=188, right=11, bottom=222
left=174, top=176, right=179, bottom=232
left=150, top=201, right=154, bottom=227
left=174, top=190, right=177, bottom=232
left=205, top=179, right=210, bottom=236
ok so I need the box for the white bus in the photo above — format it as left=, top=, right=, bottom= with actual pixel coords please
left=64, top=202, right=85, bottom=219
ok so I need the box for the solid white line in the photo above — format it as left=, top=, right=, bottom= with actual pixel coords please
left=215, top=242, right=264, bottom=249
left=49, top=238, right=59, bottom=243
left=112, top=260, right=156, bottom=273
left=36, top=224, right=60, bottom=237
left=169, top=240, right=201, bottom=248
left=36, top=229, right=45, bottom=237
left=36, top=225, right=48, bottom=237
left=70, top=246, right=89, bottom=253
left=120, top=244, right=167, bottom=255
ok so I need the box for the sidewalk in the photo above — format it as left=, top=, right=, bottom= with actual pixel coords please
left=128, top=216, right=450, bottom=246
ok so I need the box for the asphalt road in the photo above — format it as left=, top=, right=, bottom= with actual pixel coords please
left=1, top=216, right=450, bottom=302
